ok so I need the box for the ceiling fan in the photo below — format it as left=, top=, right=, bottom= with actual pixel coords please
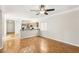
left=30, top=5, right=55, bottom=15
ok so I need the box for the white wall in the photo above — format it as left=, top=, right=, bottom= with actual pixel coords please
left=15, top=20, right=22, bottom=39
left=40, top=9, right=79, bottom=46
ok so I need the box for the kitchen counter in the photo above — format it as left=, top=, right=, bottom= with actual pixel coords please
left=20, top=29, right=40, bottom=39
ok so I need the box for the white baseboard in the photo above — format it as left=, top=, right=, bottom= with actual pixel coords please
left=41, top=35, right=79, bottom=47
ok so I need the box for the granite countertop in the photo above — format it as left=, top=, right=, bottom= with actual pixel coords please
left=20, top=29, right=40, bottom=31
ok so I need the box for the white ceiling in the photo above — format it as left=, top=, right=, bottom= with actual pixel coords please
left=3, top=5, right=79, bottom=20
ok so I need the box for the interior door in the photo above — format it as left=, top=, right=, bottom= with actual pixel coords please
left=0, top=9, right=2, bottom=48
left=7, top=20, right=15, bottom=33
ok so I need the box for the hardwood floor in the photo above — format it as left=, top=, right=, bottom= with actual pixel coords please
left=0, top=33, right=79, bottom=53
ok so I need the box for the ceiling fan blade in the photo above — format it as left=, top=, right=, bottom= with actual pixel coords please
left=46, top=9, right=55, bottom=11
left=44, top=12, right=48, bottom=15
